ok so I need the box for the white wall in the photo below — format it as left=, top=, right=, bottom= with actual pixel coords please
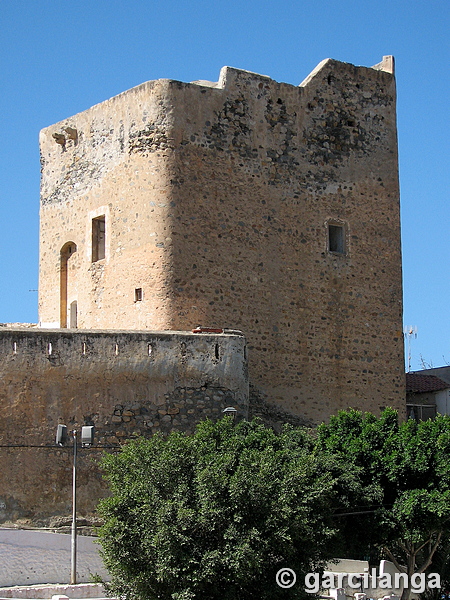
left=436, top=389, right=450, bottom=415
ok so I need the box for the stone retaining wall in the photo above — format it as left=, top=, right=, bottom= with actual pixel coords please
left=0, top=329, right=247, bottom=522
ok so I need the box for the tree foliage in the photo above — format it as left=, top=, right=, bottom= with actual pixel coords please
left=98, top=410, right=450, bottom=600
left=98, top=418, right=340, bottom=600
left=317, top=408, right=450, bottom=600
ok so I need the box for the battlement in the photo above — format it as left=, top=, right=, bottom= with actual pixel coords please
left=40, top=56, right=395, bottom=140
left=0, top=327, right=245, bottom=363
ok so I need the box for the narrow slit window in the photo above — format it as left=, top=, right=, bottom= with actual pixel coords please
left=328, top=224, right=346, bottom=254
left=92, top=216, right=106, bottom=262
left=135, top=288, right=143, bottom=302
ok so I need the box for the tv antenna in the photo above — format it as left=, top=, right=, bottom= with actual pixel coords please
left=404, top=326, right=418, bottom=372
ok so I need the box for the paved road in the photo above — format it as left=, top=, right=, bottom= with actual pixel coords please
left=0, top=529, right=109, bottom=587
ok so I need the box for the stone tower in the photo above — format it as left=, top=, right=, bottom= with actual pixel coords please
left=38, top=56, right=405, bottom=422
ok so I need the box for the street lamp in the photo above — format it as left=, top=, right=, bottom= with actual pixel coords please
left=56, top=424, right=94, bottom=584
left=222, top=406, right=238, bottom=422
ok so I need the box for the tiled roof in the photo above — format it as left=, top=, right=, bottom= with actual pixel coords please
left=406, top=373, right=450, bottom=393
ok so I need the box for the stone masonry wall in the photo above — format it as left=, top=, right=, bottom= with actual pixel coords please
left=0, top=328, right=247, bottom=522
left=38, top=57, right=405, bottom=424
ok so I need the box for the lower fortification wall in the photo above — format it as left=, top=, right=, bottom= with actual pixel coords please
left=0, top=329, right=248, bottom=522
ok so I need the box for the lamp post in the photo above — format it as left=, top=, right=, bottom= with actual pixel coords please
left=56, top=424, right=94, bottom=585
left=71, top=429, right=77, bottom=585
left=222, top=406, right=238, bottom=422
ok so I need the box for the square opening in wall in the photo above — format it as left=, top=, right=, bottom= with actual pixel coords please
left=328, top=224, right=346, bottom=254
left=135, top=288, right=143, bottom=302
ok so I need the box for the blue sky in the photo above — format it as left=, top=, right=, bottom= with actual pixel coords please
left=0, top=0, right=448, bottom=371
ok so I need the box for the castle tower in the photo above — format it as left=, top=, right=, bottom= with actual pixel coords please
left=38, top=56, right=405, bottom=422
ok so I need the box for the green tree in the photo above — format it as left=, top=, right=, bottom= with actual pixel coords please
left=317, top=409, right=450, bottom=600
left=421, top=535, right=450, bottom=600
left=98, top=418, right=340, bottom=600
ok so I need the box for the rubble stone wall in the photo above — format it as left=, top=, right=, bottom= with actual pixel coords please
left=0, top=328, right=247, bottom=522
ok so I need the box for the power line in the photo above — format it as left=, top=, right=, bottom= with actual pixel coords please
left=0, top=444, right=119, bottom=449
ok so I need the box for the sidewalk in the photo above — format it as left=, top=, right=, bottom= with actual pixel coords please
left=0, top=583, right=108, bottom=599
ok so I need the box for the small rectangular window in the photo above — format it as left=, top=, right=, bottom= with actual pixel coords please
left=92, top=216, right=106, bottom=262
left=328, top=224, right=345, bottom=254
left=70, top=300, right=78, bottom=329
left=135, top=288, right=143, bottom=302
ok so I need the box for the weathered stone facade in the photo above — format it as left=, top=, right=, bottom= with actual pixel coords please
left=0, top=328, right=247, bottom=521
left=38, top=56, right=405, bottom=421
